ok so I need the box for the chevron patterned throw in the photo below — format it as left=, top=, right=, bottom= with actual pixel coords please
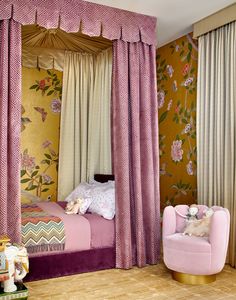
left=21, top=204, right=65, bottom=254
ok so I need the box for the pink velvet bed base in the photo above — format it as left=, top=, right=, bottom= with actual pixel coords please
left=24, top=201, right=115, bottom=281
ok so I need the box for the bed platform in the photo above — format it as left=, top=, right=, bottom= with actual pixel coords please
left=24, top=174, right=115, bottom=281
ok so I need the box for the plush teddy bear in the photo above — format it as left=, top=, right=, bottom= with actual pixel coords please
left=183, top=207, right=214, bottom=237
left=65, top=198, right=83, bottom=214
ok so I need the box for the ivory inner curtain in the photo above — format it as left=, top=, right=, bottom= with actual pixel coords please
left=0, top=19, right=21, bottom=242
left=112, top=40, right=160, bottom=269
left=58, top=49, right=112, bottom=200
left=197, top=21, right=236, bottom=267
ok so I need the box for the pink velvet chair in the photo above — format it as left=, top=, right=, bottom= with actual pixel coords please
left=162, top=205, right=230, bottom=284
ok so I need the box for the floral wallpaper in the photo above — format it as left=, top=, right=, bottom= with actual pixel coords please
left=21, top=67, right=63, bottom=202
left=157, top=34, right=198, bottom=210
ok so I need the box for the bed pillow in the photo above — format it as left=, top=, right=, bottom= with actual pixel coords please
left=88, top=185, right=115, bottom=220
left=64, top=182, right=92, bottom=202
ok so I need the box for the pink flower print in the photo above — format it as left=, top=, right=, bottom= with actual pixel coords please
left=171, top=140, right=183, bottom=162
left=51, top=99, right=61, bottom=113
left=175, top=106, right=179, bottom=113
left=21, top=153, right=36, bottom=172
left=175, top=45, right=180, bottom=52
left=184, top=123, right=191, bottom=133
left=157, top=91, right=165, bottom=109
left=39, top=79, right=46, bottom=90
left=182, top=64, right=190, bottom=76
left=186, top=161, right=194, bottom=175
left=166, top=65, right=174, bottom=78
left=42, top=140, right=52, bottom=149
left=184, top=77, right=194, bottom=86
left=172, top=80, right=178, bottom=92
left=42, top=173, right=52, bottom=183
left=167, top=99, right=173, bottom=111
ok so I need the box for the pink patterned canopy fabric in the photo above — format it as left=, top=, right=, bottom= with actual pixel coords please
left=0, top=19, right=21, bottom=243
left=0, top=0, right=160, bottom=266
left=112, top=40, right=161, bottom=268
left=0, top=0, right=156, bottom=45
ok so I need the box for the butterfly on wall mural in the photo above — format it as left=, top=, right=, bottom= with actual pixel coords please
left=21, top=105, right=32, bottom=131
left=34, top=107, right=48, bottom=122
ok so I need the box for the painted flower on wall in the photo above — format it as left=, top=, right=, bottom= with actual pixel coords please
left=182, top=63, right=190, bottom=76
left=171, top=140, right=183, bottom=162
left=39, top=79, right=46, bottom=90
left=186, top=161, right=194, bottom=175
left=21, top=150, right=36, bottom=172
left=51, top=99, right=61, bottom=113
left=184, top=123, right=191, bottom=133
left=157, top=90, right=165, bottom=109
left=166, top=65, right=174, bottom=78
left=183, top=77, right=194, bottom=87
left=172, top=80, right=178, bottom=92
left=167, top=99, right=173, bottom=111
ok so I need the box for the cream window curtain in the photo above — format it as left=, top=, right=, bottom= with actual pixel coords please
left=58, top=48, right=112, bottom=200
left=197, top=21, right=236, bottom=267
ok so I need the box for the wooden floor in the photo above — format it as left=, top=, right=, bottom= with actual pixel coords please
left=26, top=263, right=236, bottom=300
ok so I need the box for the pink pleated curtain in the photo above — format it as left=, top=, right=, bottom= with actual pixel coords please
left=0, top=0, right=160, bottom=267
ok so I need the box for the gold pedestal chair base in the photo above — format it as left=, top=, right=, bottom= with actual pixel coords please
left=172, top=271, right=216, bottom=285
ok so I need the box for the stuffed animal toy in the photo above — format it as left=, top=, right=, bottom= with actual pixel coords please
left=65, top=198, right=83, bottom=214
left=183, top=208, right=214, bottom=237
left=186, top=204, right=199, bottom=222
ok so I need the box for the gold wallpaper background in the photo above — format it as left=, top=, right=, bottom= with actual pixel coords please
left=157, top=34, right=198, bottom=210
left=21, top=67, right=62, bottom=202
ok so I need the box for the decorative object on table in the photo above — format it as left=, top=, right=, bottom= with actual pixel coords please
left=0, top=236, right=29, bottom=293
left=0, top=282, right=28, bottom=300
left=162, top=205, right=230, bottom=284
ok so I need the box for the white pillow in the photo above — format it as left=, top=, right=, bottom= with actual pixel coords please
left=64, top=182, right=92, bottom=202
left=88, top=185, right=115, bottom=220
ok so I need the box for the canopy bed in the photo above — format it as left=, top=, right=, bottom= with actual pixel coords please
left=0, top=0, right=161, bottom=280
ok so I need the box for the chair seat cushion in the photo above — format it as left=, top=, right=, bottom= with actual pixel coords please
left=164, top=233, right=211, bottom=253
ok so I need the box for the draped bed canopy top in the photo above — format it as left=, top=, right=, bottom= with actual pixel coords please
left=0, top=0, right=157, bottom=45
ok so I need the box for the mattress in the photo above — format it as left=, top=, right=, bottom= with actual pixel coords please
left=22, top=202, right=115, bottom=257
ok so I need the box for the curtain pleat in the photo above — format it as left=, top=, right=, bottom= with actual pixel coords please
left=112, top=40, right=160, bottom=269
left=197, top=21, right=236, bottom=267
left=0, top=19, right=21, bottom=242
left=58, top=49, right=112, bottom=200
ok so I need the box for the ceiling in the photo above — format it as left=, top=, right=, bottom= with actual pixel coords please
left=85, top=0, right=235, bottom=47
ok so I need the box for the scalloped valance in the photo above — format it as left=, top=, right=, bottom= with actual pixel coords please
left=0, top=0, right=157, bottom=45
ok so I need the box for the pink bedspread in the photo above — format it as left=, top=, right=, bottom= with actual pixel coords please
left=29, top=202, right=115, bottom=257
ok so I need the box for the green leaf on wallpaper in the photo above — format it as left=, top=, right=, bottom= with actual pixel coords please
left=21, top=178, right=31, bottom=183
left=187, top=52, right=191, bottom=62
left=35, top=165, right=40, bottom=169
left=36, top=87, right=39, bottom=91
left=189, top=90, right=193, bottom=94
left=160, top=59, right=166, bottom=66
left=188, top=43, right=192, bottom=51
left=180, top=50, right=184, bottom=57
left=156, top=54, right=161, bottom=59
left=47, top=70, right=52, bottom=75
left=44, top=86, right=50, bottom=91
left=44, top=153, right=52, bottom=159
left=21, top=170, right=26, bottom=177
left=44, top=181, right=55, bottom=186
left=179, top=108, right=183, bottom=114
left=39, top=176, right=42, bottom=184
left=55, top=87, right=61, bottom=91
left=176, top=134, right=180, bottom=140
left=31, top=171, right=38, bottom=178
left=27, top=185, right=37, bottom=191
left=159, top=111, right=168, bottom=123
left=182, top=118, right=188, bottom=124
left=41, top=188, right=50, bottom=193
left=30, top=84, right=38, bottom=89
left=47, top=90, right=54, bottom=96
left=190, top=68, right=195, bottom=74
left=41, top=159, right=51, bottom=165
left=182, top=139, right=185, bottom=144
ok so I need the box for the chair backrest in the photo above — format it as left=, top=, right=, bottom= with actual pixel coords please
left=174, top=204, right=209, bottom=232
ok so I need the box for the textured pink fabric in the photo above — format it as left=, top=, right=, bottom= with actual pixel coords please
left=0, top=0, right=157, bottom=45
left=84, top=214, right=115, bottom=249
left=162, top=205, right=230, bottom=275
left=0, top=19, right=21, bottom=243
left=37, top=202, right=91, bottom=252
left=112, top=40, right=160, bottom=269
